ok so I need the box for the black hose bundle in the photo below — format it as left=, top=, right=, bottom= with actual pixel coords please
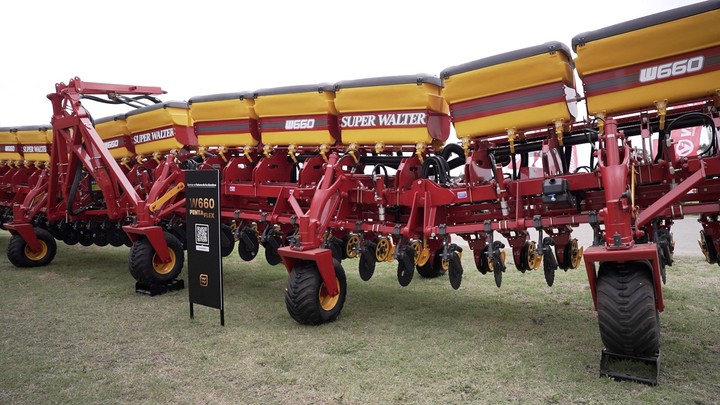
left=655, top=112, right=718, bottom=162
left=420, top=155, right=450, bottom=184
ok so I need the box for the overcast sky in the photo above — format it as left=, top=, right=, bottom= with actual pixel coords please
left=1, top=0, right=700, bottom=126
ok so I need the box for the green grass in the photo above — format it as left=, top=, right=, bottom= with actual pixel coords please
left=1, top=232, right=719, bottom=404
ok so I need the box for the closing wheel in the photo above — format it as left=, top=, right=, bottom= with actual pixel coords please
left=417, top=250, right=446, bottom=278
left=409, top=240, right=428, bottom=266
left=108, top=227, right=125, bottom=247
left=448, top=251, right=463, bottom=290
left=597, top=262, right=660, bottom=356
left=285, top=259, right=347, bottom=325
left=396, top=245, right=416, bottom=287
left=238, top=226, right=260, bottom=261
left=358, top=240, right=377, bottom=281
left=476, top=249, right=489, bottom=275
left=7, top=228, right=57, bottom=268
left=375, top=237, right=392, bottom=262
left=62, top=227, right=80, bottom=246
left=492, top=248, right=507, bottom=288
left=564, top=238, right=584, bottom=269
left=493, top=266, right=503, bottom=288
left=520, top=241, right=542, bottom=272
left=79, top=228, right=94, bottom=247
left=220, top=224, right=235, bottom=257
left=128, top=232, right=184, bottom=285
left=698, top=230, right=717, bottom=264
left=342, top=234, right=360, bottom=259
left=657, top=245, right=668, bottom=285
left=47, top=222, right=62, bottom=240
left=93, top=228, right=109, bottom=247
left=264, top=228, right=284, bottom=266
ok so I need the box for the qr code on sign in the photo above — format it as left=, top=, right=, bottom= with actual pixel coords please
left=195, top=224, right=209, bottom=245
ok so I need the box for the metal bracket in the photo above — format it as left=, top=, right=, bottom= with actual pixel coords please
left=600, top=349, right=660, bottom=386
left=589, top=211, right=598, bottom=224
left=533, top=215, right=542, bottom=230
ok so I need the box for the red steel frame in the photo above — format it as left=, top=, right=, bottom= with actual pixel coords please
left=5, top=78, right=178, bottom=263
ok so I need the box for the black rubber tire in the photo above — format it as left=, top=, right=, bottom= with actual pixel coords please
left=358, top=240, right=377, bottom=281
left=238, top=228, right=259, bottom=261
left=93, top=229, right=109, bottom=247
left=701, top=230, right=717, bottom=264
left=358, top=254, right=375, bottom=281
left=493, top=267, right=503, bottom=288
left=417, top=250, right=446, bottom=278
left=63, top=228, right=80, bottom=246
left=79, top=229, right=94, bottom=247
left=330, top=242, right=343, bottom=263
left=544, top=261, right=556, bottom=287
left=596, top=261, right=660, bottom=356
left=475, top=249, right=489, bottom=275
left=108, top=228, right=124, bottom=247
left=128, top=232, right=184, bottom=285
left=7, top=228, right=58, bottom=268
left=263, top=230, right=283, bottom=266
left=396, top=245, right=415, bottom=287
left=448, top=252, right=463, bottom=290
left=264, top=242, right=282, bottom=266
left=121, top=231, right=133, bottom=248
left=47, top=222, right=63, bottom=240
left=285, top=259, right=347, bottom=325
left=220, top=224, right=235, bottom=258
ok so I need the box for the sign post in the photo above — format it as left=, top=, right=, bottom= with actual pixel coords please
left=185, top=170, right=224, bottom=326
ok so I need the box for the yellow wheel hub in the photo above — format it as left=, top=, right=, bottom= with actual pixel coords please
left=152, top=249, right=177, bottom=275
left=375, top=238, right=391, bottom=262
left=569, top=239, right=583, bottom=269
left=344, top=234, right=360, bottom=259
left=319, top=278, right=341, bottom=311
left=526, top=241, right=542, bottom=271
left=409, top=240, right=426, bottom=265
left=24, top=241, right=48, bottom=261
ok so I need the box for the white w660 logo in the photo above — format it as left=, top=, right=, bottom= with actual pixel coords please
left=639, top=56, right=704, bottom=83
left=285, top=119, right=315, bottom=130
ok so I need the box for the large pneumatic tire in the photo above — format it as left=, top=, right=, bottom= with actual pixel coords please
left=7, top=228, right=57, bottom=268
left=596, top=262, right=660, bottom=356
left=285, top=259, right=347, bottom=325
left=128, top=232, right=184, bottom=285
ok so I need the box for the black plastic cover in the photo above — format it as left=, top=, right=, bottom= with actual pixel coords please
left=253, top=84, right=334, bottom=98
left=572, top=1, right=720, bottom=51
left=188, top=92, right=253, bottom=104
left=335, top=74, right=442, bottom=90
left=441, top=41, right=573, bottom=79
left=94, top=114, right=126, bottom=124
left=12, top=125, right=52, bottom=132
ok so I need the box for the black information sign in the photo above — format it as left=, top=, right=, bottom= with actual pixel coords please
left=185, top=170, right=224, bottom=325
